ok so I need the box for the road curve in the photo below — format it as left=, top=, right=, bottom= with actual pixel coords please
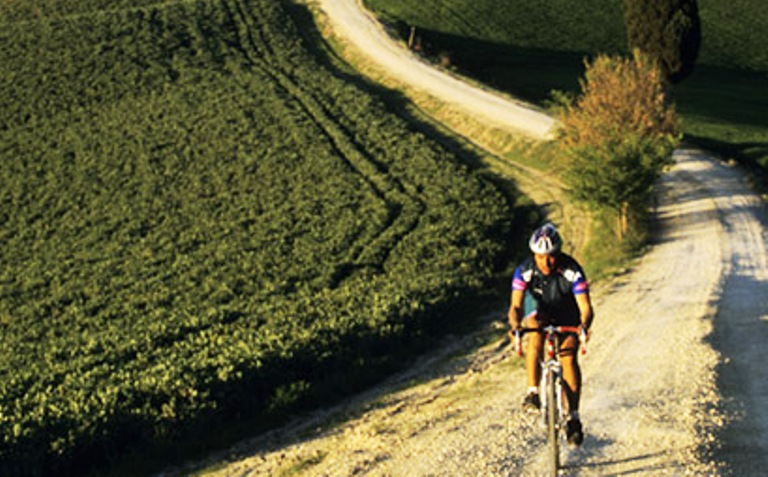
left=317, top=0, right=556, bottom=140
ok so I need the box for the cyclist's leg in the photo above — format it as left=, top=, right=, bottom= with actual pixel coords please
left=522, top=291, right=543, bottom=389
left=525, top=317, right=544, bottom=388
left=560, top=334, right=585, bottom=445
left=559, top=334, right=581, bottom=412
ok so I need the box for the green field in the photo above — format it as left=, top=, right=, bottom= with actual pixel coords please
left=365, top=0, right=768, bottom=181
left=0, top=0, right=517, bottom=474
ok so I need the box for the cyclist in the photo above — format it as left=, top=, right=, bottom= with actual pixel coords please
left=508, top=223, right=593, bottom=446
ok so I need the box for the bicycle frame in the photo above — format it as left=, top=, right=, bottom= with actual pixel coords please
left=514, top=325, right=586, bottom=476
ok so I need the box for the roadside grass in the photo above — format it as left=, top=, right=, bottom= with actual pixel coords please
left=580, top=209, right=644, bottom=282
left=279, top=451, right=328, bottom=476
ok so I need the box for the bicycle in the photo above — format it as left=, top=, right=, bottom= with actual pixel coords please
left=514, top=325, right=587, bottom=476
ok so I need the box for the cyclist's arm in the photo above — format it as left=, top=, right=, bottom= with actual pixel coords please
left=575, top=292, right=593, bottom=331
left=508, top=289, right=525, bottom=330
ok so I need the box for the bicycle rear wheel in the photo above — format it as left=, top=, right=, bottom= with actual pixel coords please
left=546, top=369, right=560, bottom=476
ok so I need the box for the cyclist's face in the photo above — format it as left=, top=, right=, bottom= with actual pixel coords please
left=534, top=253, right=557, bottom=275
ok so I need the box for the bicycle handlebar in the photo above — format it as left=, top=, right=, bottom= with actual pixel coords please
left=512, top=325, right=587, bottom=356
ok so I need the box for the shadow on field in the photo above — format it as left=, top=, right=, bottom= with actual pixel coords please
left=371, top=24, right=589, bottom=105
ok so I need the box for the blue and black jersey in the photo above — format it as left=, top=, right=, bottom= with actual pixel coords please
left=511, top=253, right=588, bottom=326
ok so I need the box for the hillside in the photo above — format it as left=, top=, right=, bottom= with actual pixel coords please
left=0, top=0, right=516, bottom=474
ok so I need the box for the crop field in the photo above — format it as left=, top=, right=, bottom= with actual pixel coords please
left=0, top=0, right=514, bottom=474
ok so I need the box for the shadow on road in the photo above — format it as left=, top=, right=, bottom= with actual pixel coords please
left=566, top=447, right=686, bottom=476
left=707, top=270, right=768, bottom=476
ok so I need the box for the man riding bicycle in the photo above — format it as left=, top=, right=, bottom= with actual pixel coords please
left=508, top=223, right=594, bottom=446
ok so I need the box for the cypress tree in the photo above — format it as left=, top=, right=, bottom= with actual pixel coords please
left=622, top=0, right=701, bottom=84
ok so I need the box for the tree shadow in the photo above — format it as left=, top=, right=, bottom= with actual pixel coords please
left=381, top=24, right=590, bottom=105
left=674, top=65, right=768, bottom=132
left=565, top=445, right=685, bottom=476
left=684, top=134, right=768, bottom=191
left=704, top=269, right=768, bottom=476
left=647, top=151, right=768, bottom=248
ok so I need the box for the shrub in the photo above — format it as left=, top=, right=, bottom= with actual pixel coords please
left=555, top=49, right=680, bottom=239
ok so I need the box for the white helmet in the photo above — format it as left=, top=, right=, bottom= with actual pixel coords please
left=529, top=223, right=563, bottom=255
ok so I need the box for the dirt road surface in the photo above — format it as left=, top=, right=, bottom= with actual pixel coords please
left=170, top=1, right=768, bottom=475
left=313, top=0, right=555, bottom=140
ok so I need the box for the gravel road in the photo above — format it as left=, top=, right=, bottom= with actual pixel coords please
left=314, top=0, right=555, bottom=140
left=171, top=1, right=768, bottom=475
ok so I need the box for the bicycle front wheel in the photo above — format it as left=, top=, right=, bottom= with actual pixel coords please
left=546, top=369, right=560, bottom=476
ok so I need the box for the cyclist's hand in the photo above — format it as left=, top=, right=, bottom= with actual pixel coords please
left=577, top=325, right=589, bottom=355
left=509, top=328, right=523, bottom=356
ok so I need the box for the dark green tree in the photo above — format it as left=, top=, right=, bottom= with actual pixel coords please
left=622, top=0, right=701, bottom=84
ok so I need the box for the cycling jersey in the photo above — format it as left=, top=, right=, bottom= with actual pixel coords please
left=512, top=253, right=588, bottom=326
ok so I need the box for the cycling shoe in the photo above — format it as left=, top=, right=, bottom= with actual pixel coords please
left=522, top=391, right=541, bottom=411
left=566, top=418, right=584, bottom=446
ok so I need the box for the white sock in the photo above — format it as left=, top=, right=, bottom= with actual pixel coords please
left=528, top=386, right=538, bottom=395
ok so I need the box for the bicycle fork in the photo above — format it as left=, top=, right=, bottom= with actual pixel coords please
left=540, top=331, right=566, bottom=429
left=540, top=362, right=565, bottom=428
